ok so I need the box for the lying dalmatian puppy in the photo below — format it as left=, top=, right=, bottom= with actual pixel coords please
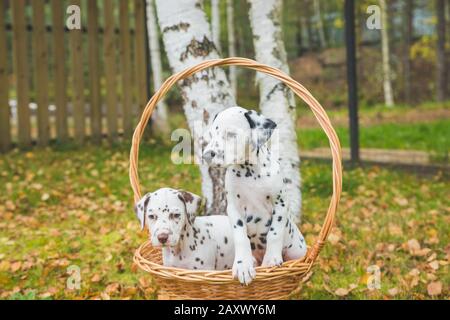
left=135, top=188, right=235, bottom=270
left=202, top=106, right=307, bottom=285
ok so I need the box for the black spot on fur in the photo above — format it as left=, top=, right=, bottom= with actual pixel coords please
left=237, top=219, right=243, bottom=227
left=244, top=111, right=256, bottom=129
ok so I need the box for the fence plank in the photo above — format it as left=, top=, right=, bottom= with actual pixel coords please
left=87, top=0, right=102, bottom=143
left=69, top=0, right=85, bottom=143
left=32, top=0, right=50, bottom=146
left=134, top=0, right=148, bottom=115
left=51, top=0, right=68, bottom=142
left=103, top=0, right=118, bottom=141
left=11, top=0, right=31, bottom=147
left=0, top=0, right=11, bottom=152
left=120, top=0, right=133, bottom=138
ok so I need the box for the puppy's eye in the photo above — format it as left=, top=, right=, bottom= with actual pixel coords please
left=170, top=213, right=181, bottom=219
left=148, top=214, right=156, bottom=220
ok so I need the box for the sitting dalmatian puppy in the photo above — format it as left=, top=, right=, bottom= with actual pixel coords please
left=202, top=106, right=307, bottom=285
left=135, top=188, right=235, bottom=270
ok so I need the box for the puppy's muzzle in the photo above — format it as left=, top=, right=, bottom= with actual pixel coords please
left=157, top=233, right=169, bottom=244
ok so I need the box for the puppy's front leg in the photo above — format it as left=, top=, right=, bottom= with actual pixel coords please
left=262, top=192, right=287, bottom=267
left=227, top=200, right=256, bottom=285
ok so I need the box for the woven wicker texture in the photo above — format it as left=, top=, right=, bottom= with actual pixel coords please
left=130, top=57, right=342, bottom=300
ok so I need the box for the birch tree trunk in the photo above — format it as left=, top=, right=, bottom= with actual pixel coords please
left=226, top=0, right=237, bottom=96
left=436, top=0, right=447, bottom=101
left=313, top=0, right=327, bottom=49
left=211, top=0, right=221, bottom=52
left=145, top=0, right=169, bottom=134
left=248, top=0, right=302, bottom=223
left=155, top=0, right=236, bottom=214
left=380, top=0, right=395, bottom=107
left=403, top=0, right=413, bottom=104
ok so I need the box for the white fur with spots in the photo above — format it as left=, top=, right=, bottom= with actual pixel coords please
left=202, top=107, right=307, bottom=285
left=135, top=188, right=235, bottom=270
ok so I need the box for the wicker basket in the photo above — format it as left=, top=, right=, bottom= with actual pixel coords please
left=130, top=57, right=342, bottom=300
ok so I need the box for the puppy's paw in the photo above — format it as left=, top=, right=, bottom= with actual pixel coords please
left=232, top=256, right=256, bottom=286
left=261, top=253, right=283, bottom=267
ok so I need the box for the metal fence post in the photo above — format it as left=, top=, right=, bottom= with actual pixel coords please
left=345, top=0, right=360, bottom=163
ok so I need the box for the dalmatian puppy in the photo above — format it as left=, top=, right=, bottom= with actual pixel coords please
left=202, top=106, right=307, bottom=285
left=135, top=188, right=235, bottom=270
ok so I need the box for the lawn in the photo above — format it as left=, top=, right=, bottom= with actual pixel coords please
left=297, top=120, right=450, bottom=162
left=0, top=142, right=448, bottom=300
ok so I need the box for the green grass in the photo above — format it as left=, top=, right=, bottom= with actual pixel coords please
left=0, top=143, right=448, bottom=300
left=298, top=120, right=450, bottom=162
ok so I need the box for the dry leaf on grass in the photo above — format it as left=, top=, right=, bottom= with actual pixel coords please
left=428, top=260, right=439, bottom=271
left=427, top=281, right=442, bottom=296
left=394, top=197, right=409, bottom=207
left=10, top=261, right=22, bottom=272
left=407, top=239, right=421, bottom=252
left=388, top=287, right=399, bottom=296
left=334, top=284, right=357, bottom=297
left=388, top=224, right=403, bottom=236
left=105, top=283, right=120, bottom=295
left=335, top=288, right=349, bottom=296
left=90, top=274, right=102, bottom=283
left=328, top=232, right=341, bottom=245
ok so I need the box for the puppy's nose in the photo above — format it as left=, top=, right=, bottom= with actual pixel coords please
left=157, top=233, right=169, bottom=244
left=203, top=150, right=216, bottom=164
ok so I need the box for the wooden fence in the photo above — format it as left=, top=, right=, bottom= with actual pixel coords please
left=0, top=0, right=150, bottom=152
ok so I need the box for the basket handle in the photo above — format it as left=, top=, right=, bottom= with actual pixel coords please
left=129, top=57, right=342, bottom=265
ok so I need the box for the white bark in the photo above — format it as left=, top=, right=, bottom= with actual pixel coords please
left=248, top=0, right=302, bottom=223
left=211, top=0, right=221, bottom=52
left=380, top=0, right=395, bottom=107
left=313, top=0, right=327, bottom=48
left=155, top=0, right=236, bottom=214
left=226, top=0, right=237, bottom=96
left=146, top=0, right=169, bottom=134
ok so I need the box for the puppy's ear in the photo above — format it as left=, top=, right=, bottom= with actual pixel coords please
left=134, top=193, right=151, bottom=231
left=177, top=191, right=204, bottom=225
left=244, top=110, right=277, bottom=150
